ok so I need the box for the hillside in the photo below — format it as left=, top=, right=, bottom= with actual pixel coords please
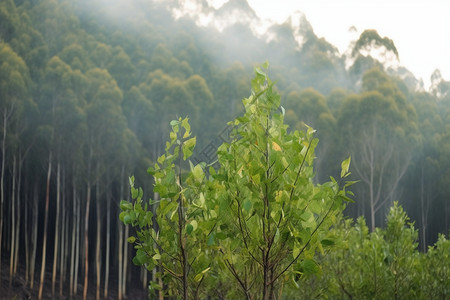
left=0, top=0, right=449, bottom=298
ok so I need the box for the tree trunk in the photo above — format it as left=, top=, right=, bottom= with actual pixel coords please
left=52, top=161, right=61, bottom=295
left=83, top=184, right=92, bottom=300
left=9, top=156, right=16, bottom=286
left=38, top=151, right=52, bottom=300
left=104, top=186, right=111, bottom=299
left=118, top=220, right=123, bottom=300
left=95, top=181, right=102, bottom=300
left=0, top=111, right=8, bottom=285
left=30, top=183, right=38, bottom=289
left=123, top=225, right=129, bottom=298
left=25, top=182, right=29, bottom=285
left=13, top=155, right=23, bottom=277
left=69, top=180, right=77, bottom=298
left=73, top=186, right=81, bottom=296
left=60, top=168, right=68, bottom=298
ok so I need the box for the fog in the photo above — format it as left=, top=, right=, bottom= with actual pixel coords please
left=0, top=0, right=449, bottom=299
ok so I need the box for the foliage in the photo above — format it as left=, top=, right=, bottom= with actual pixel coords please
left=120, top=117, right=216, bottom=298
left=293, top=202, right=449, bottom=300
left=0, top=0, right=449, bottom=298
left=121, top=65, right=355, bottom=299
left=210, top=64, right=354, bottom=299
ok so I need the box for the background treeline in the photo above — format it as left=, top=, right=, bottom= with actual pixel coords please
left=0, top=0, right=449, bottom=298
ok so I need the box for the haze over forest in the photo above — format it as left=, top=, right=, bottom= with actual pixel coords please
left=0, top=0, right=449, bottom=299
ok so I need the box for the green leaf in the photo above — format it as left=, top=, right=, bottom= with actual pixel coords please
left=194, top=267, right=211, bottom=282
left=208, top=232, right=215, bottom=246
left=169, top=120, right=179, bottom=126
left=190, top=220, right=198, bottom=231
left=300, top=259, right=319, bottom=275
left=120, top=200, right=132, bottom=211
left=132, top=249, right=148, bottom=266
left=123, top=215, right=133, bottom=225
left=192, top=164, right=204, bottom=182
left=243, top=199, right=252, bottom=212
left=186, top=224, right=194, bottom=235
left=320, top=239, right=335, bottom=246
left=157, top=154, right=165, bottom=164
left=341, top=156, right=351, bottom=178
left=181, top=117, right=191, bottom=138
left=127, top=236, right=136, bottom=243
left=182, top=137, right=196, bottom=160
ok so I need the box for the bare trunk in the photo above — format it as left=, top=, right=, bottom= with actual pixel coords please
left=118, top=167, right=124, bottom=300
left=69, top=180, right=77, bottom=297
left=9, top=156, right=16, bottom=286
left=25, top=184, right=29, bottom=285
left=52, top=161, right=61, bottom=295
left=30, top=183, right=38, bottom=289
left=38, top=151, right=53, bottom=300
left=95, top=181, right=101, bottom=300
left=73, top=187, right=81, bottom=296
left=13, top=172, right=21, bottom=280
left=60, top=168, right=68, bottom=298
left=118, top=221, right=123, bottom=300
left=13, top=156, right=23, bottom=278
left=123, top=225, right=129, bottom=297
left=0, top=111, right=7, bottom=284
left=83, top=184, right=92, bottom=300
left=104, top=187, right=111, bottom=299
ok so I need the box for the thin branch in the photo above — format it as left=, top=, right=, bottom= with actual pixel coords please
left=269, top=194, right=337, bottom=285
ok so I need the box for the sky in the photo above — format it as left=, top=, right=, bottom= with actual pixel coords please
left=210, top=0, right=450, bottom=88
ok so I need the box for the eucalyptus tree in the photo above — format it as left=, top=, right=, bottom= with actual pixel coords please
left=0, top=42, right=32, bottom=286
left=337, top=68, right=419, bottom=231
left=406, top=91, right=443, bottom=249
left=83, top=67, right=127, bottom=300
left=37, top=55, right=87, bottom=299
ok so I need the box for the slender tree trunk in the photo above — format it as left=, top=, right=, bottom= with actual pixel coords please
left=83, top=184, right=92, bottom=300
left=69, top=180, right=76, bottom=298
left=118, top=220, right=123, bottom=300
left=118, top=165, right=125, bottom=300
left=13, top=156, right=23, bottom=277
left=25, top=182, right=29, bottom=285
left=9, top=156, right=16, bottom=286
left=104, top=186, right=111, bottom=299
left=123, top=225, right=129, bottom=298
left=13, top=158, right=22, bottom=276
left=95, top=181, right=102, bottom=300
left=52, top=161, right=61, bottom=295
left=60, top=168, right=67, bottom=298
left=30, top=183, right=38, bottom=289
left=73, top=187, right=81, bottom=296
left=0, top=111, right=8, bottom=284
left=39, top=151, right=53, bottom=300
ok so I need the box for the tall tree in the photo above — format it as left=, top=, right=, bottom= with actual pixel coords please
left=338, top=68, right=419, bottom=230
left=0, top=42, right=31, bottom=287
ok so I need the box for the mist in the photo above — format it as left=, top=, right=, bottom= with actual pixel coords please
left=0, top=0, right=449, bottom=298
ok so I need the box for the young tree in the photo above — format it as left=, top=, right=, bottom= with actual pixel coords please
left=121, top=64, right=354, bottom=299
left=121, top=116, right=215, bottom=299
left=211, top=63, right=353, bottom=299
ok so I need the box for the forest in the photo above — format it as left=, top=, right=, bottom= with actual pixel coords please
left=0, top=0, right=449, bottom=299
